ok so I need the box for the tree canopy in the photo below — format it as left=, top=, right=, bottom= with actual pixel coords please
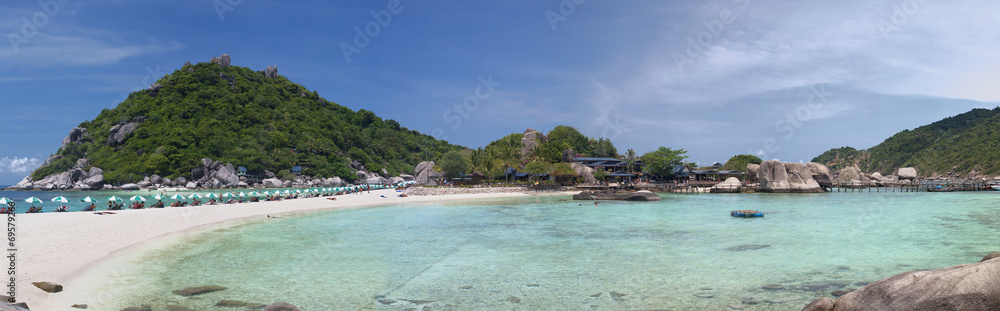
left=641, top=147, right=689, bottom=177
left=439, top=151, right=471, bottom=178
left=721, top=154, right=763, bottom=171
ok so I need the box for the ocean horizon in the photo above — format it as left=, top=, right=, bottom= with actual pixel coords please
left=74, top=191, right=1000, bottom=310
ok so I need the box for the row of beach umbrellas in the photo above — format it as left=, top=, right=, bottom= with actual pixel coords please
left=0, top=185, right=398, bottom=206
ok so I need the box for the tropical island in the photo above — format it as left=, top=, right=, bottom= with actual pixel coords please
left=3, top=55, right=1000, bottom=311
left=7, top=56, right=1000, bottom=197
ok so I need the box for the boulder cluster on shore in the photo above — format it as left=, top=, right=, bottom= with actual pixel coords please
left=7, top=156, right=434, bottom=192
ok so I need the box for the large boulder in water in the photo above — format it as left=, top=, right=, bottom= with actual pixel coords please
left=786, top=163, right=824, bottom=193
left=746, top=163, right=760, bottom=181
left=813, top=256, right=1000, bottom=310
left=807, top=162, right=832, bottom=183
left=759, top=161, right=790, bottom=192
left=710, top=177, right=742, bottom=193
left=620, top=190, right=661, bottom=201
left=758, top=161, right=824, bottom=193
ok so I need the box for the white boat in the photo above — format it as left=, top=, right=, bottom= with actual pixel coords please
left=990, top=182, right=1000, bottom=191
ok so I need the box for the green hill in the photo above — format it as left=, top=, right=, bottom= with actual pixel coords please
left=32, top=58, right=461, bottom=184
left=812, top=107, right=1000, bottom=176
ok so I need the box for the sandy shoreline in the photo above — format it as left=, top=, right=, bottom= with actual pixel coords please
left=17, top=188, right=572, bottom=310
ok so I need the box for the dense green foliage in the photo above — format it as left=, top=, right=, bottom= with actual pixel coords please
left=641, top=147, right=689, bottom=177
left=35, top=62, right=461, bottom=184
left=721, top=154, right=763, bottom=171
left=811, top=147, right=862, bottom=172
left=541, top=125, right=618, bottom=159
left=440, top=151, right=471, bottom=178
left=811, top=108, right=1000, bottom=176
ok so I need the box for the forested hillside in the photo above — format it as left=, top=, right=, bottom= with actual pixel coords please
left=33, top=59, right=461, bottom=184
left=812, top=108, right=1000, bottom=176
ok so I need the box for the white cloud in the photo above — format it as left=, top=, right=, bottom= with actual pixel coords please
left=0, top=157, right=42, bottom=174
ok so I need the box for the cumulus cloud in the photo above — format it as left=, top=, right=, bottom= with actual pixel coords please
left=0, top=157, right=42, bottom=174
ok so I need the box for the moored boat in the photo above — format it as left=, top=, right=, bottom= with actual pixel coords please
left=731, top=210, right=765, bottom=218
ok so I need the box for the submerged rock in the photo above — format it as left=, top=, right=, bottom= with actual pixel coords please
left=32, top=281, right=63, bottom=293
left=725, top=244, right=770, bottom=252
left=171, top=285, right=227, bottom=296
left=262, top=302, right=301, bottom=311
left=801, top=297, right=835, bottom=311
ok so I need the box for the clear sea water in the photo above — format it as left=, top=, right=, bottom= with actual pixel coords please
left=66, top=192, right=1000, bottom=310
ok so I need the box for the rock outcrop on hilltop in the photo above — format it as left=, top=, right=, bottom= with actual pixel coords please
left=802, top=253, right=1000, bottom=311
left=61, top=127, right=87, bottom=151
left=107, top=116, right=145, bottom=148
left=749, top=161, right=827, bottom=193
left=264, top=65, right=279, bottom=79
left=520, top=128, right=547, bottom=158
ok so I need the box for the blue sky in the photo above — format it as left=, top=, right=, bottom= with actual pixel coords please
left=2, top=0, right=999, bottom=184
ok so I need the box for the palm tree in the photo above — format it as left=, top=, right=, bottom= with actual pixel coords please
left=625, top=148, right=637, bottom=174
left=486, top=138, right=522, bottom=184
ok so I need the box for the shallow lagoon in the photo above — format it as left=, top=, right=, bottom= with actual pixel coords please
left=85, top=192, right=1000, bottom=310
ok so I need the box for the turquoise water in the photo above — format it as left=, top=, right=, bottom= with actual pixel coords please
left=81, top=192, right=999, bottom=310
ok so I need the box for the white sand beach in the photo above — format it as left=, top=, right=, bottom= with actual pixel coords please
left=16, top=188, right=567, bottom=310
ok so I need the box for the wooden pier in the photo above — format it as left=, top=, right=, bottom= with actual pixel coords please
left=575, top=180, right=996, bottom=194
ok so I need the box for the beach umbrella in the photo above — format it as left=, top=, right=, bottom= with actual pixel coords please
left=129, top=195, right=146, bottom=202
left=205, top=193, right=220, bottom=199
left=80, top=196, right=97, bottom=203
left=239, top=192, right=249, bottom=197
left=152, top=195, right=165, bottom=200
left=222, top=192, right=235, bottom=198
left=24, top=197, right=43, bottom=204
left=169, top=194, right=186, bottom=200
left=283, top=190, right=291, bottom=194
left=51, top=196, right=70, bottom=203
left=262, top=191, right=271, bottom=196
left=294, top=189, right=302, bottom=193
left=0, top=198, right=12, bottom=205
left=107, top=196, right=123, bottom=202
left=188, top=193, right=203, bottom=200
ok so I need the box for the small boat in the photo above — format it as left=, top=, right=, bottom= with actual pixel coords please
left=731, top=210, right=764, bottom=218
left=929, top=186, right=957, bottom=192
left=989, top=182, right=1000, bottom=191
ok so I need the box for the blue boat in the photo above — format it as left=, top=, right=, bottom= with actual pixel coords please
left=731, top=210, right=764, bottom=218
